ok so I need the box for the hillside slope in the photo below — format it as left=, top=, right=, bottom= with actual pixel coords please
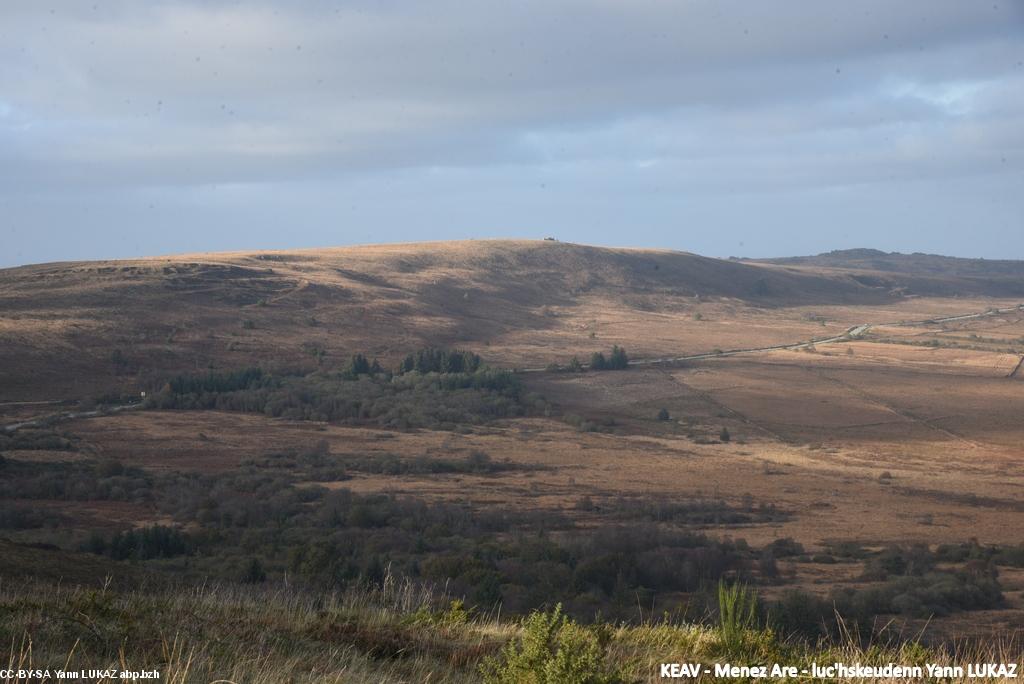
left=0, top=239, right=1018, bottom=402
left=753, top=249, right=1024, bottom=295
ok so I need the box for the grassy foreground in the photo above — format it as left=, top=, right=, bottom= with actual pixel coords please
left=1, top=575, right=1020, bottom=683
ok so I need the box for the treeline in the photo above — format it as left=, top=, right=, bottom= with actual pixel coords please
left=3, top=451, right=1017, bottom=634
left=546, top=346, right=629, bottom=373
left=165, top=367, right=274, bottom=395
left=86, top=525, right=194, bottom=561
left=0, top=428, right=75, bottom=452
left=146, top=348, right=539, bottom=430
left=245, top=448, right=535, bottom=478
left=0, top=457, right=151, bottom=503
left=6, top=452, right=759, bottom=620
left=773, top=543, right=1005, bottom=639
left=398, top=348, right=482, bottom=375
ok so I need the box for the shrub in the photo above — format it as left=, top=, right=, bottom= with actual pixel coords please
left=241, top=557, right=267, bottom=583
left=765, top=538, right=804, bottom=558
left=770, top=589, right=833, bottom=639
left=607, top=346, right=628, bottom=370
left=398, top=348, right=481, bottom=375
left=862, top=545, right=934, bottom=580
left=656, top=408, right=670, bottom=421
left=480, top=604, right=622, bottom=684
left=719, top=427, right=731, bottom=443
left=718, top=581, right=757, bottom=652
left=149, top=359, right=531, bottom=430
left=105, top=525, right=193, bottom=560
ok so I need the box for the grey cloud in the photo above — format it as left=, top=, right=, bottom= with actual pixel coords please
left=0, top=0, right=1022, bottom=265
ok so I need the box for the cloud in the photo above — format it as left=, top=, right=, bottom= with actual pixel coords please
left=0, top=0, right=1021, bottom=264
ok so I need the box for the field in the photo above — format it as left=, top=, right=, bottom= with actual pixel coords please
left=1, top=240, right=1023, bottom=679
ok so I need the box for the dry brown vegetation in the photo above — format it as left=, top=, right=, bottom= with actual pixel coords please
left=2, top=239, right=1023, bottom=673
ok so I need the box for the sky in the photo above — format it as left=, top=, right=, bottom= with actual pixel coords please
left=1, top=1, right=1022, bottom=267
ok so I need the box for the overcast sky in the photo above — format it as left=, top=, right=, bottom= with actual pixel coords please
left=1, top=1, right=1022, bottom=267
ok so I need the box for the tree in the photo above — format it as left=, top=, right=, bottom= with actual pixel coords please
left=608, top=345, right=628, bottom=369
left=568, top=356, right=584, bottom=373
left=398, top=348, right=482, bottom=375
left=657, top=408, right=670, bottom=421
left=719, top=427, right=731, bottom=443
left=589, top=352, right=607, bottom=371
left=242, top=557, right=267, bottom=583
left=348, top=353, right=371, bottom=376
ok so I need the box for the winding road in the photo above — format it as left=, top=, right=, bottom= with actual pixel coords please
left=2, top=303, right=1021, bottom=434
left=522, top=302, right=1024, bottom=373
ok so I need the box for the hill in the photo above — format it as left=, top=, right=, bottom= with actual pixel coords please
left=3, top=575, right=1014, bottom=683
left=0, top=240, right=871, bottom=400
left=1, top=239, right=1021, bottom=403
left=753, top=248, right=1024, bottom=288
left=3, top=239, right=1024, bottom=673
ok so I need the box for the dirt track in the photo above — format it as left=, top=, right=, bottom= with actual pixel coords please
left=523, top=303, right=1023, bottom=373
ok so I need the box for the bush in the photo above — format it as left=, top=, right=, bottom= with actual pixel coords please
left=242, top=557, right=267, bottom=583
left=656, top=408, right=670, bottom=421
left=862, top=545, right=934, bottom=580
left=398, top=348, right=481, bottom=375
left=718, top=581, right=757, bottom=651
left=770, top=589, right=834, bottom=639
left=480, top=604, right=622, bottom=684
left=835, top=569, right=1002, bottom=620
left=588, top=347, right=628, bottom=372
left=771, top=565, right=1004, bottom=640
left=149, top=358, right=533, bottom=430
left=765, top=538, right=804, bottom=558
left=105, top=525, right=193, bottom=560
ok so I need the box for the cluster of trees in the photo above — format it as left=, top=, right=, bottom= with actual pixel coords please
left=0, top=428, right=75, bottom=452
left=86, top=525, right=194, bottom=560
left=147, top=350, right=539, bottom=430
left=588, top=345, right=629, bottom=371
left=4, top=445, right=1016, bottom=634
left=935, top=540, right=1024, bottom=567
left=548, top=347, right=630, bottom=373
left=606, top=496, right=786, bottom=526
left=4, top=447, right=757, bottom=620
left=164, top=367, right=274, bottom=395
left=0, top=502, right=57, bottom=529
left=771, top=544, right=1005, bottom=639
left=344, top=353, right=384, bottom=377
left=398, top=348, right=482, bottom=375
left=0, top=457, right=152, bottom=503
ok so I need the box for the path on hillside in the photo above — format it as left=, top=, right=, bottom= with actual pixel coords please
left=3, top=304, right=1021, bottom=434
left=522, top=303, right=1024, bottom=373
left=1, top=402, right=142, bottom=435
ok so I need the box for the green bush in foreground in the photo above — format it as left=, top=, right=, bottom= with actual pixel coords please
left=481, top=604, right=624, bottom=684
left=0, top=575, right=1020, bottom=683
left=718, top=581, right=757, bottom=652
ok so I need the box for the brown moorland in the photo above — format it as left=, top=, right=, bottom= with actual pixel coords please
left=1, top=239, right=1023, bottom=647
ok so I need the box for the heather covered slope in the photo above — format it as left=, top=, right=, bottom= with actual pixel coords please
left=2, top=573, right=1018, bottom=684
left=1, top=239, right=1021, bottom=403
left=752, top=249, right=1024, bottom=297
left=0, top=240, right=881, bottom=401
